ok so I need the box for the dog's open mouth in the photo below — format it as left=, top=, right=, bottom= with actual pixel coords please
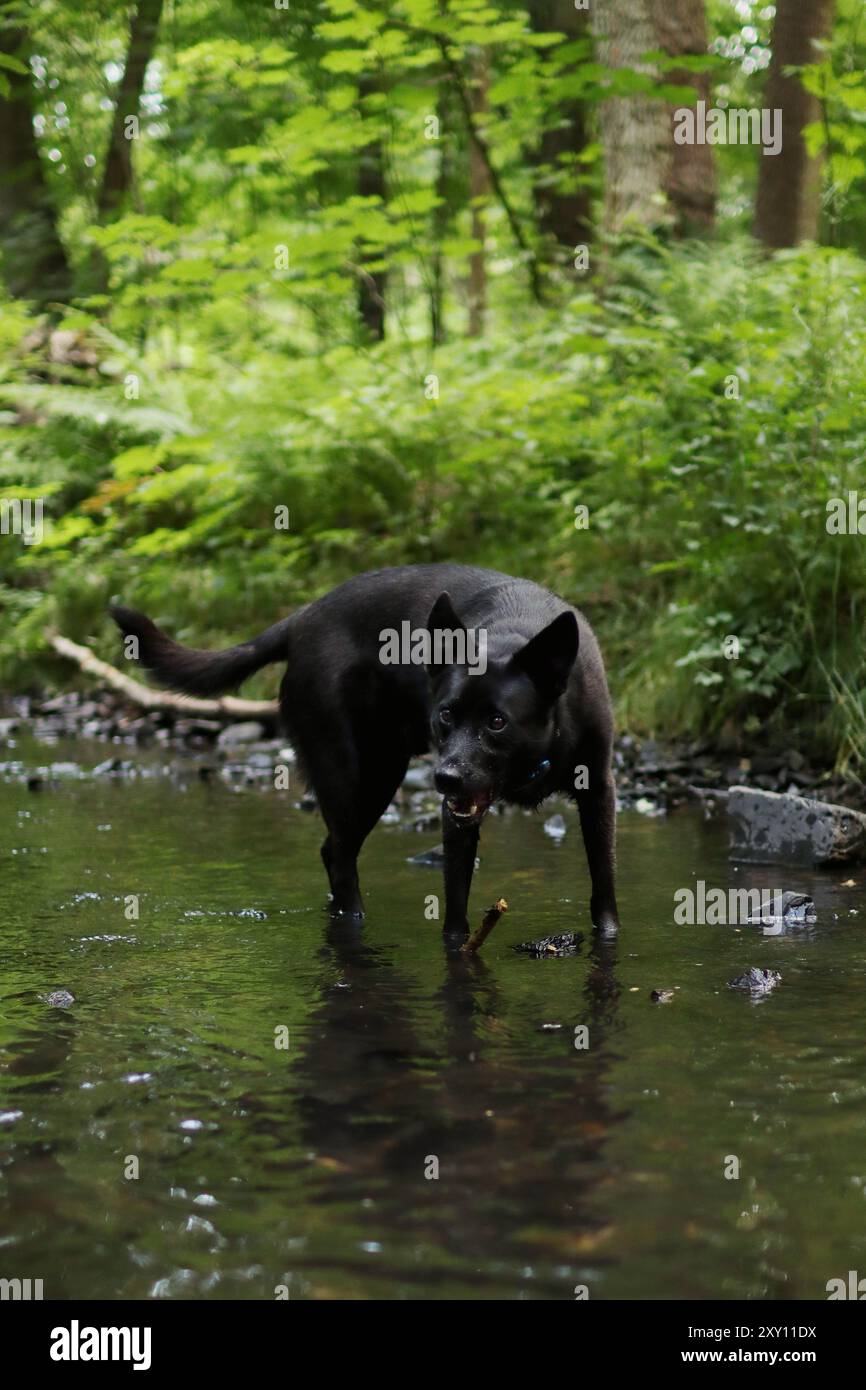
left=446, top=790, right=493, bottom=823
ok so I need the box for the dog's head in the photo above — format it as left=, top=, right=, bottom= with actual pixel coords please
left=426, top=592, right=578, bottom=824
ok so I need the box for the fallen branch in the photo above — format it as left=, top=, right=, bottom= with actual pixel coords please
left=461, top=897, right=508, bottom=955
left=47, top=632, right=280, bottom=721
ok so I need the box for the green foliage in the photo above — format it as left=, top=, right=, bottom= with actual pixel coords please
left=3, top=236, right=866, bottom=771
left=3, top=0, right=866, bottom=771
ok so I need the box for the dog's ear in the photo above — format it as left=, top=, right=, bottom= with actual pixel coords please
left=425, top=591, right=466, bottom=687
left=510, top=611, right=579, bottom=701
left=427, top=591, right=466, bottom=638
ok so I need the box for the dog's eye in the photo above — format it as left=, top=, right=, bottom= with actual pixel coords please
left=439, top=707, right=453, bottom=726
left=488, top=713, right=507, bottom=732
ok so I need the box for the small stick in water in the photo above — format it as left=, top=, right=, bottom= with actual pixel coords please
left=461, top=898, right=508, bottom=955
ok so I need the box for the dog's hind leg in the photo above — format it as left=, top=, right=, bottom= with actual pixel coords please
left=310, top=736, right=410, bottom=918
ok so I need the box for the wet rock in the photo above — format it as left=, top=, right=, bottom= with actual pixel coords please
left=92, top=757, right=123, bottom=776
left=41, top=989, right=75, bottom=1008
left=728, top=786, right=866, bottom=867
left=403, top=764, right=435, bottom=790
left=650, top=988, right=675, bottom=1003
left=407, top=843, right=444, bottom=867
left=49, top=761, right=82, bottom=778
left=745, top=891, right=816, bottom=927
left=543, top=814, right=567, bottom=840
left=728, top=967, right=781, bottom=995
left=514, top=931, right=583, bottom=958
left=216, top=721, right=265, bottom=748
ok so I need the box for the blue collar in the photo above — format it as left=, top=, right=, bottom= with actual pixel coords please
left=522, top=757, right=550, bottom=787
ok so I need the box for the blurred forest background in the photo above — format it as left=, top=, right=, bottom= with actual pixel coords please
left=1, top=0, right=866, bottom=767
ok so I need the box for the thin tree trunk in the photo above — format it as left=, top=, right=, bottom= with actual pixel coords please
left=430, top=84, right=452, bottom=347
left=357, top=74, right=387, bottom=342
left=0, top=26, right=72, bottom=302
left=590, top=0, right=670, bottom=235
left=650, top=0, right=715, bottom=234
left=528, top=0, right=593, bottom=264
left=754, top=0, right=836, bottom=248
left=467, top=50, right=489, bottom=338
left=97, top=0, right=164, bottom=219
left=435, top=30, right=542, bottom=304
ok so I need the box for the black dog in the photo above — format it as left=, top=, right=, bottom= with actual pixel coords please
left=111, top=564, right=620, bottom=934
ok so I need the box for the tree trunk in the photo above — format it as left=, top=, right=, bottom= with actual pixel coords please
left=430, top=84, right=453, bottom=347
left=467, top=50, right=489, bottom=338
left=590, top=0, right=670, bottom=235
left=97, top=0, right=164, bottom=220
left=356, top=72, right=387, bottom=342
left=528, top=0, right=593, bottom=263
left=650, top=0, right=715, bottom=234
left=754, top=0, right=836, bottom=248
left=0, top=26, right=72, bottom=303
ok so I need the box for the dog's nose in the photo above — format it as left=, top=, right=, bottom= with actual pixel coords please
left=435, top=765, right=463, bottom=796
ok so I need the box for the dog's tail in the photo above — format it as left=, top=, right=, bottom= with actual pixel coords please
left=109, top=605, right=292, bottom=697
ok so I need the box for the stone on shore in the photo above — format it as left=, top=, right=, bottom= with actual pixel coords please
left=728, top=786, right=866, bottom=867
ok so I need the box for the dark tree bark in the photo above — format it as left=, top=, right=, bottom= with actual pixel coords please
left=651, top=0, right=716, bottom=234
left=754, top=0, right=836, bottom=248
left=466, top=49, right=489, bottom=338
left=97, top=0, right=164, bottom=219
left=528, top=0, right=593, bottom=263
left=357, top=75, right=387, bottom=342
left=430, top=84, right=454, bottom=347
left=0, top=26, right=72, bottom=302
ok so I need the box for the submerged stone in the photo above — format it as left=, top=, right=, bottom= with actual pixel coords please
left=728, top=967, right=781, bottom=995
left=42, top=989, right=75, bottom=1008
left=513, top=931, right=582, bottom=958
left=745, top=890, right=816, bottom=926
left=407, top=843, right=444, bottom=866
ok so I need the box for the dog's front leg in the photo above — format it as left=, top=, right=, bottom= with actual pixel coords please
left=576, top=770, right=620, bottom=936
left=441, top=808, right=480, bottom=933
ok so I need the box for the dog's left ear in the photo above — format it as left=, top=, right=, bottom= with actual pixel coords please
left=426, top=591, right=467, bottom=686
left=510, top=611, right=579, bottom=701
left=426, top=591, right=466, bottom=639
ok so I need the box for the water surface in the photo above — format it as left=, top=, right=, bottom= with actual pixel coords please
left=2, top=734, right=866, bottom=1300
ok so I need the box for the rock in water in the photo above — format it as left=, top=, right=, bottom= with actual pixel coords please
left=728, top=968, right=781, bottom=995
left=407, top=843, right=444, bottom=867
left=42, top=989, right=75, bottom=1008
left=728, top=786, right=866, bottom=866
left=543, top=814, right=567, bottom=840
left=216, top=721, right=265, bottom=748
left=745, top=890, right=816, bottom=927
left=514, top=931, right=582, bottom=958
